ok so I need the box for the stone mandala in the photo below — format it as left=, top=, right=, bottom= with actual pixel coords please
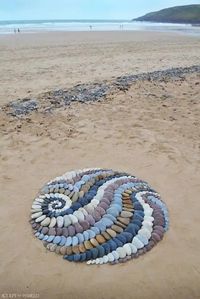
left=30, top=168, right=169, bottom=265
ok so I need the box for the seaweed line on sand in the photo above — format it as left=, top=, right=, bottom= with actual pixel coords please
left=1, top=64, right=200, bottom=117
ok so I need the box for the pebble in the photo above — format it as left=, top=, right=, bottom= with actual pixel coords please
left=116, top=247, right=126, bottom=259
left=120, top=211, right=133, bottom=218
left=41, top=217, right=51, bottom=227
left=57, top=216, right=64, bottom=228
left=96, top=235, right=106, bottom=244
left=31, top=211, right=43, bottom=219
left=111, top=225, right=123, bottom=233
left=35, top=215, right=46, bottom=223
left=30, top=168, right=169, bottom=265
left=63, top=215, right=71, bottom=227
left=49, top=217, right=57, bottom=228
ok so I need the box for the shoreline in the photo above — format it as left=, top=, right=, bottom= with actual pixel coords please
left=0, top=28, right=200, bottom=36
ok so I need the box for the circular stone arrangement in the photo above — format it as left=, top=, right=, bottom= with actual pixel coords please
left=30, top=168, right=169, bottom=265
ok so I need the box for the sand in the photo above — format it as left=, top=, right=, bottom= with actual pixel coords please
left=0, top=31, right=200, bottom=299
left=0, top=31, right=200, bottom=105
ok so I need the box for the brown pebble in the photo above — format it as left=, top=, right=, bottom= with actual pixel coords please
left=49, top=244, right=57, bottom=252
left=102, top=231, right=111, bottom=240
left=84, top=240, right=93, bottom=250
left=120, top=211, right=133, bottom=218
left=55, top=246, right=61, bottom=254
left=106, top=228, right=117, bottom=238
left=72, top=245, right=80, bottom=254
left=125, top=190, right=133, bottom=195
left=122, top=199, right=132, bottom=205
left=79, top=191, right=84, bottom=198
left=114, top=220, right=127, bottom=229
left=122, top=192, right=130, bottom=197
left=96, top=235, right=106, bottom=244
left=66, top=246, right=73, bottom=255
left=79, top=243, right=86, bottom=253
left=43, top=241, right=48, bottom=247
left=90, top=238, right=100, bottom=247
left=111, top=224, right=123, bottom=233
left=117, top=217, right=130, bottom=225
left=60, top=246, right=67, bottom=255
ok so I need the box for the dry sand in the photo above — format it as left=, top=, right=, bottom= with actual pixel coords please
left=0, top=31, right=200, bottom=299
left=0, top=31, right=200, bottom=105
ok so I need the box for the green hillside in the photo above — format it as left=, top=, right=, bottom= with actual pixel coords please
left=133, top=5, right=200, bottom=24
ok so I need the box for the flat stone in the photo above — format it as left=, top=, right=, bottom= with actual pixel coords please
left=87, top=229, right=96, bottom=239
left=53, top=236, right=61, bottom=244
left=120, top=211, right=133, bottom=218
left=31, top=211, right=43, bottom=219
left=101, top=231, right=111, bottom=240
left=60, top=246, right=67, bottom=255
left=151, top=232, right=161, bottom=242
left=69, top=214, right=78, bottom=224
left=68, top=225, right=76, bottom=236
left=74, top=210, right=85, bottom=222
left=49, top=217, right=57, bottom=228
left=116, top=247, right=126, bottom=259
left=41, top=227, right=49, bottom=235
left=90, top=238, right=99, bottom=247
left=111, top=225, right=123, bottom=233
left=84, top=240, right=93, bottom=250
left=79, top=243, right=86, bottom=253
left=49, top=244, right=57, bottom=252
left=62, top=228, right=69, bottom=237
left=65, top=236, right=72, bottom=246
left=96, top=235, right=106, bottom=244
left=72, top=236, right=79, bottom=246
left=132, top=237, right=144, bottom=249
left=66, top=246, right=73, bottom=255
left=77, top=233, right=84, bottom=243
left=80, top=220, right=90, bottom=230
left=49, top=227, right=56, bottom=236
left=60, top=236, right=67, bottom=246
left=107, top=253, right=115, bottom=262
left=63, top=215, right=71, bottom=227
left=57, top=216, right=64, bottom=228
left=72, top=246, right=80, bottom=254
left=129, top=243, right=137, bottom=254
left=85, top=215, right=95, bottom=226
left=123, top=243, right=132, bottom=255
left=74, top=222, right=84, bottom=233
left=106, top=228, right=117, bottom=238
left=41, top=217, right=51, bottom=227
left=35, top=215, right=46, bottom=223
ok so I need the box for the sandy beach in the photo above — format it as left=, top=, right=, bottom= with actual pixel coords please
left=0, top=31, right=200, bottom=299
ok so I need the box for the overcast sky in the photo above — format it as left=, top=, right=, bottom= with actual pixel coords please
left=0, top=0, right=199, bottom=20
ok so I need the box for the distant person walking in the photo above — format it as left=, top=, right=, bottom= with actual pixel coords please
left=14, top=28, right=16, bottom=34
left=89, top=25, right=92, bottom=31
left=17, top=28, right=20, bottom=33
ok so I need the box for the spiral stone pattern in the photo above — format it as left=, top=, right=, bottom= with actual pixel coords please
left=30, top=168, right=169, bottom=265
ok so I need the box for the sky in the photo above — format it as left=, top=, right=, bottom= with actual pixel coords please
left=0, top=0, right=200, bottom=20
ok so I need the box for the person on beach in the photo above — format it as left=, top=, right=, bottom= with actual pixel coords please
left=17, top=28, right=20, bottom=33
left=14, top=28, right=16, bottom=34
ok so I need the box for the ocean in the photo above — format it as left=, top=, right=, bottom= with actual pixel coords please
left=0, top=19, right=200, bottom=36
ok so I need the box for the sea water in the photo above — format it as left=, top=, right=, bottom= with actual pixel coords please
left=0, top=19, right=200, bottom=36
